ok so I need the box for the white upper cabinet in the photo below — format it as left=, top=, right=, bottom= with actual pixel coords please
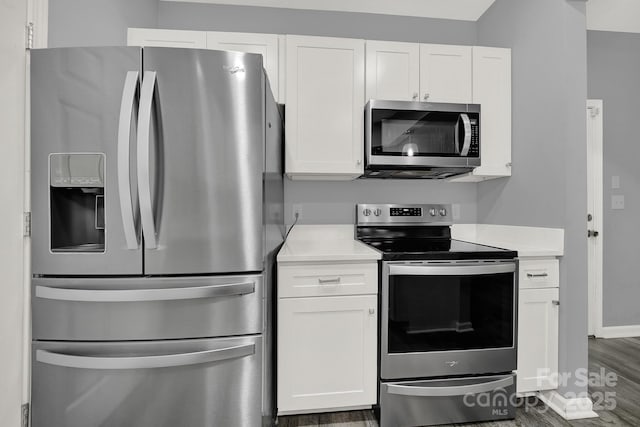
left=285, top=35, right=365, bottom=180
left=419, top=44, right=472, bottom=103
left=206, top=31, right=281, bottom=101
left=365, top=41, right=420, bottom=102
left=128, top=28, right=512, bottom=182
left=452, top=46, right=512, bottom=181
left=127, top=28, right=207, bottom=48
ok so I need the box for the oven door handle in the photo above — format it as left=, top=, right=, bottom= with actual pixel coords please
left=388, top=263, right=515, bottom=276
left=386, top=376, right=514, bottom=397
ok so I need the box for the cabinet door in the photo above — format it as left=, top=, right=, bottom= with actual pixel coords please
left=277, top=295, right=377, bottom=413
left=365, top=40, right=419, bottom=102
left=127, top=28, right=206, bottom=48
left=517, top=288, right=559, bottom=394
left=419, top=44, right=472, bottom=103
left=285, top=35, right=365, bottom=179
left=448, top=46, right=511, bottom=182
left=206, top=31, right=280, bottom=101
left=472, top=46, right=512, bottom=178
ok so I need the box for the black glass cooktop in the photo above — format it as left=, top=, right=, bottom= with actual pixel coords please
left=356, top=226, right=518, bottom=261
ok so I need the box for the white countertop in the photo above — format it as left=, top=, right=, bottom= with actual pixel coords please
left=451, top=224, right=564, bottom=257
left=277, top=225, right=382, bottom=263
left=277, top=223, right=564, bottom=262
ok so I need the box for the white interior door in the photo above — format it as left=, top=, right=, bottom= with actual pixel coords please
left=587, top=100, right=604, bottom=337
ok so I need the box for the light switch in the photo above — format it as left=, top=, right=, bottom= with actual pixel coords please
left=612, top=195, right=625, bottom=210
left=612, top=176, right=620, bottom=189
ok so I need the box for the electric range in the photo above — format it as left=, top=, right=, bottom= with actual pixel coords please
left=355, top=204, right=518, bottom=427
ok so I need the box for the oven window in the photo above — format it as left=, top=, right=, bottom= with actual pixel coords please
left=370, top=109, right=478, bottom=157
left=387, top=272, right=514, bottom=353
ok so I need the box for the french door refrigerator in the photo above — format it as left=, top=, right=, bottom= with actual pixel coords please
left=30, top=46, right=284, bottom=427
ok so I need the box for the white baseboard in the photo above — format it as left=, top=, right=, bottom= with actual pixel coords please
left=598, top=324, right=640, bottom=339
left=537, top=390, right=598, bottom=420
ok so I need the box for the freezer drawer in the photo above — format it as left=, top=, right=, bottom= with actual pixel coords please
left=32, top=274, right=263, bottom=341
left=32, top=336, right=262, bottom=427
left=379, top=374, right=516, bottom=427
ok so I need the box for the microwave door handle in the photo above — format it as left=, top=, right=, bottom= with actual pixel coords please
left=117, top=71, right=140, bottom=249
left=458, top=113, right=472, bottom=156
left=137, top=71, right=158, bottom=249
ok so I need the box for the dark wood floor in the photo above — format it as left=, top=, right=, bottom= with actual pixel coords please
left=277, top=337, right=640, bottom=427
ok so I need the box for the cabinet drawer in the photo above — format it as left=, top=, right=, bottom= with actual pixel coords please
left=278, top=263, right=377, bottom=298
left=518, top=259, right=559, bottom=289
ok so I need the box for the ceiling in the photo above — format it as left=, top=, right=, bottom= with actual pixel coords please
left=165, top=0, right=640, bottom=33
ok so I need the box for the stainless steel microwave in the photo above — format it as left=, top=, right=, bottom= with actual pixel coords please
left=364, top=100, right=481, bottom=179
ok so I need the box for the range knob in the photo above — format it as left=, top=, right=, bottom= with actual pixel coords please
left=363, top=208, right=372, bottom=217
left=439, top=208, right=447, bottom=217
left=429, top=208, right=437, bottom=217
left=373, top=208, right=382, bottom=216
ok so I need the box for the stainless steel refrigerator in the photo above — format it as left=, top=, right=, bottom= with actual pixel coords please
left=30, top=46, right=284, bottom=427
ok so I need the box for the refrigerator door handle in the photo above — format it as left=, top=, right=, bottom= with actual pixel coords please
left=137, top=71, right=158, bottom=249
left=34, top=281, right=256, bottom=302
left=117, top=71, right=140, bottom=250
left=35, top=343, right=255, bottom=370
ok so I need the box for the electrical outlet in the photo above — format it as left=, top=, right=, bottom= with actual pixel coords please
left=292, top=204, right=303, bottom=220
left=452, top=204, right=461, bottom=220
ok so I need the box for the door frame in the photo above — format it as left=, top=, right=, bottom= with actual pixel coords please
left=586, top=99, right=603, bottom=337
left=24, top=0, right=48, bottom=414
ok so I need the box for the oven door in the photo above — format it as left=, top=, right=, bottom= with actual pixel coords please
left=381, top=261, right=517, bottom=380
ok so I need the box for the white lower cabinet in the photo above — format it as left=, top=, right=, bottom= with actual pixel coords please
left=517, top=263, right=560, bottom=394
left=277, top=295, right=377, bottom=413
left=277, top=261, right=378, bottom=414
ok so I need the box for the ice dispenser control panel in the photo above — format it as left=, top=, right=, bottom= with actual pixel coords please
left=50, top=153, right=104, bottom=187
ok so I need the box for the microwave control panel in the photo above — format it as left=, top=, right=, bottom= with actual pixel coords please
left=468, top=118, right=480, bottom=157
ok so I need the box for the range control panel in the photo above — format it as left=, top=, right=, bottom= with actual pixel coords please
left=357, top=204, right=452, bottom=225
left=390, top=207, right=422, bottom=217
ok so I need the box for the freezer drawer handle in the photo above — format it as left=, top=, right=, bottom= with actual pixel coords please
left=35, top=343, right=255, bottom=370
left=34, top=281, right=255, bottom=302
left=389, top=263, right=515, bottom=276
left=117, top=70, right=140, bottom=250
left=137, top=71, right=158, bottom=249
left=387, top=376, right=514, bottom=397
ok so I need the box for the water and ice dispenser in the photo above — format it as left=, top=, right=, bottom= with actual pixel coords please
left=49, top=153, right=105, bottom=253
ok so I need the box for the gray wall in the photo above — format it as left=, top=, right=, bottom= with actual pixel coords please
left=158, top=2, right=477, bottom=44
left=49, top=0, right=158, bottom=47
left=158, top=2, right=480, bottom=225
left=587, top=31, right=640, bottom=327
left=477, top=0, right=589, bottom=396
